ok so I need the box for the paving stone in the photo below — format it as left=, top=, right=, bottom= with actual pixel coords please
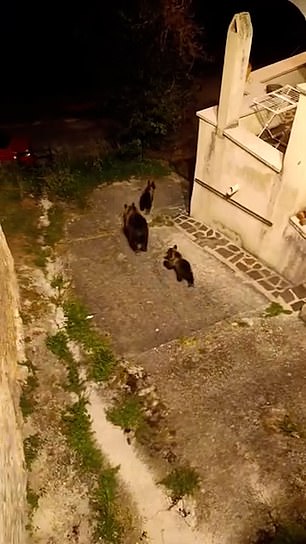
left=228, top=244, right=241, bottom=253
left=247, top=270, right=263, bottom=280
left=253, top=263, right=262, bottom=270
left=279, top=289, right=296, bottom=303
left=184, top=224, right=197, bottom=233
left=291, top=300, right=305, bottom=312
left=198, top=240, right=211, bottom=248
left=258, top=280, right=275, bottom=291
left=260, top=268, right=274, bottom=277
left=243, top=257, right=256, bottom=266
left=206, top=228, right=215, bottom=237
left=194, top=232, right=207, bottom=240
left=214, top=232, right=222, bottom=239
left=201, top=239, right=219, bottom=250
left=193, top=221, right=202, bottom=229
left=268, top=275, right=282, bottom=286
left=236, top=262, right=248, bottom=272
left=299, top=302, right=306, bottom=322
left=216, top=247, right=234, bottom=259
left=215, top=239, right=228, bottom=247
left=199, top=225, right=209, bottom=232
left=230, top=253, right=244, bottom=264
left=292, top=284, right=306, bottom=299
left=278, top=279, right=290, bottom=290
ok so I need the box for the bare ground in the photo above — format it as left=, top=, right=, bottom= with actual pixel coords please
left=134, top=314, right=306, bottom=543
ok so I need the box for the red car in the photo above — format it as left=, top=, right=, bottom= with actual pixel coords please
left=0, top=129, right=36, bottom=167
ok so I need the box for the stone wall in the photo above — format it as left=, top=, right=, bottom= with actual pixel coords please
left=0, top=225, right=26, bottom=544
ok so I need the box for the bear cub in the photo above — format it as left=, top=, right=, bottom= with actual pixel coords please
left=139, top=180, right=156, bottom=214
left=163, top=244, right=194, bottom=287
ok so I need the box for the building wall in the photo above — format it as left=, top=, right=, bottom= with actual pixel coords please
left=258, top=87, right=306, bottom=282
left=191, top=119, right=279, bottom=254
left=0, top=225, right=27, bottom=544
left=191, top=115, right=306, bottom=283
left=191, top=44, right=306, bottom=284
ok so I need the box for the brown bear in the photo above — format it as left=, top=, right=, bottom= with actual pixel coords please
left=139, top=180, right=156, bottom=214
left=163, top=244, right=194, bottom=287
left=123, top=203, right=149, bottom=252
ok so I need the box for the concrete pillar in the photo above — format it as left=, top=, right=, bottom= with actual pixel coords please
left=217, top=12, right=253, bottom=136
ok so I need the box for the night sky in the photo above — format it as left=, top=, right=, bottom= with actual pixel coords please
left=1, top=1, right=305, bottom=105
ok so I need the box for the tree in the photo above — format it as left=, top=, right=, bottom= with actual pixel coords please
left=103, top=0, right=206, bottom=148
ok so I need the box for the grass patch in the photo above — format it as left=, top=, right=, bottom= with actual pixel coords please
left=179, top=336, right=197, bottom=347
left=63, top=299, right=116, bottom=381
left=26, top=484, right=39, bottom=510
left=51, top=273, right=67, bottom=292
left=62, top=397, right=103, bottom=472
left=32, top=246, right=52, bottom=268
left=20, top=362, right=39, bottom=418
left=47, top=317, right=125, bottom=541
left=264, top=302, right=292, bottom=318
left=279, top=415, right=302, bottom=438
left=96, top=156, right=170, bottom=184
left=91, top=468, right=123, bottom=543
left=62, top=397, right=124, bottom=542
left=44, top=204, right=65, bottom=246
left=46, top=331, right=82, bottom=394
left=0, top=151, right=170, bottom=211
left=107, top=395, right=144, bottom=431
left=159, top=465, right=200, bottom=503
left=24, top=433, right=41, bottom=469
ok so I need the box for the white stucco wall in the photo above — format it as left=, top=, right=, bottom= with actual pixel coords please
left=191, top=116, right=281, bottom=255
left=191, top=23, right=306, bottom=284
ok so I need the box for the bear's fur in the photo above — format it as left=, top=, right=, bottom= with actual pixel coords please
left=123, top=203, right=149, bottom=252
left=163, top=244, right=194, bottom=287
left=139, top=180, right=156, bottom=214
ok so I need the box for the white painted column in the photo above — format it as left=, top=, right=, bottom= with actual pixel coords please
left=217, top=12, right=253, bottom=135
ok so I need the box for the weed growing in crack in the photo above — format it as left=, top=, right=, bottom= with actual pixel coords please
left=33, top=246, right=52, bottom=268
left=46, top=291, right=127, bottom=541
left=107, top=395, right=144, bottom=432
left=46, top=331, right=83, bottom=394
left=26, top=485, right=40, bottom=510
left=159, top=465, right=200, bottom=503
left=62, top=397, right=124, bottom=543
left=44, top=204, right=65, bottom=246
left=92, top=468, right=122, bottom=544
left=264, top=302, right=292, bottom=318
left=24, top=433, right=41, bottom=469
left=62, top=397, right=102, bottom=472
left=279, top=415, right=302, bottom=438
left=63, top=299, right=116, bottom=381
left=50, top=273, right=69, bottom=296
left=20, top=362, right=39, bottom=418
